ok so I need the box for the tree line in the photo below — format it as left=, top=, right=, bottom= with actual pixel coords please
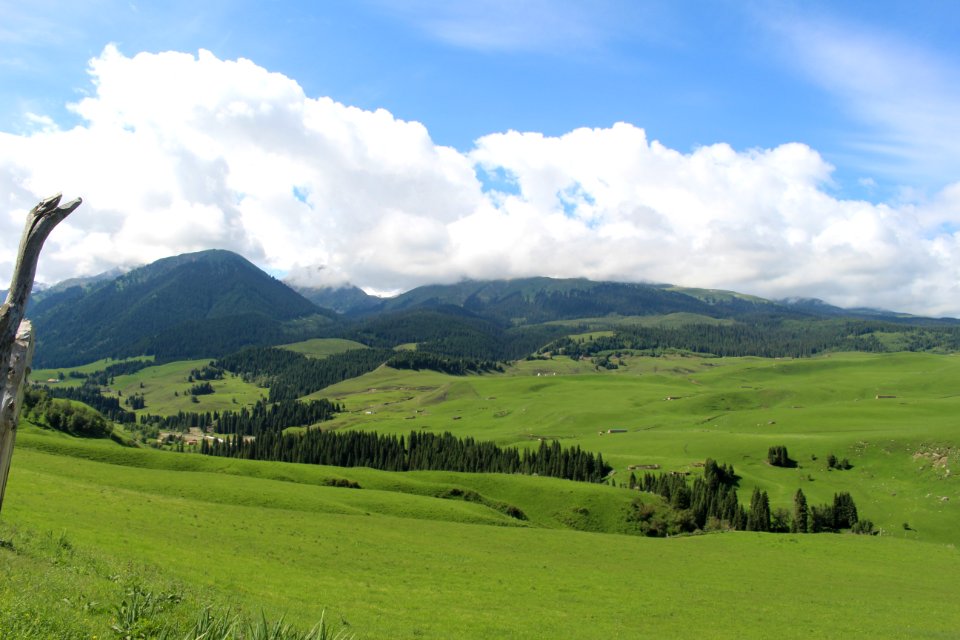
left=216, top=347, right=396, bottom=401
left=40, top=384, right=136, bottom=423
left=385, top=351, right=503, bottom=375
left=631, top=459, right=873, bottom=535
left=201, top=429, right=611, bottom=483
left=140, top=397, right=341, bottom=435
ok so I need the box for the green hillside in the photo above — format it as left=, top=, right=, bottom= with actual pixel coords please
left=29, top=250, right=333, bottom=367
left=4, top=426, right=959, bottom=639
left=312, top=352, right=960, bottom=545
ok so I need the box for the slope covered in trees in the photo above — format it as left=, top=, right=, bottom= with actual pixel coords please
left=27, top=249, right=960, bottom=369
left=202, top=428, right=611, bottom=483
left=30, top=250, right=334, bottom=366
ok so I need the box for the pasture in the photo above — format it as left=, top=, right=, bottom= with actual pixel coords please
left=4, top=349, right=959, bottom=638
left=318, top=352, right=960, bottom=545
left=3, top=427, right=959, bottom=639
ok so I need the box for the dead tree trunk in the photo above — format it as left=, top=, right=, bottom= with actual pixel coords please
left=0, top=193, right=81, bottom=514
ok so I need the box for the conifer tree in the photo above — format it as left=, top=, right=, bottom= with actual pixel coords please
left=792, top=488, right=809, bottom=533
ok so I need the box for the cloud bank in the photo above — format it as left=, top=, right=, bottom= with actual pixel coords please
left=2, top=46, right=960, bottom=316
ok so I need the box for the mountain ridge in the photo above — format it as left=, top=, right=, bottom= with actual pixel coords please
left=24, top=249, right=960, bottom=367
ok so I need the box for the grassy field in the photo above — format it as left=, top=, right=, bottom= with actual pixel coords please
left=279, top=338, right=369, bottom=358
left=107, top=359, right=268, bottom=415
left=30, top=356, right=154, bottom=388
left=3, top=427, right=959, bottom=639
left=4, top=350, right=959, bottom=637
left=314, top=352, right=960, bottom=545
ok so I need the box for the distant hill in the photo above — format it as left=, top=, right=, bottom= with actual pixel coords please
left=31, top=249, right=335, bottom=367
left=291, top=283, right=382, bottom=315
left=370, top=277, right=786, bottom=324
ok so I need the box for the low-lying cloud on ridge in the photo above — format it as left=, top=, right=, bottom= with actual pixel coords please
left=2, top=46, right=960, bottom=316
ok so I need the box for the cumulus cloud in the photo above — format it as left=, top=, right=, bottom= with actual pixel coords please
left=2, top=46, right=960, bottom=316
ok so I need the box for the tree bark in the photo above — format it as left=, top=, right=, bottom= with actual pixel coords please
left=0, top=193, right=81, bottom=515
left=0, top=322, right=33, bottom=512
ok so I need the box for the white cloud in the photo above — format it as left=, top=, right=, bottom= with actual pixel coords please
left=2, top=46, right=960, bottom=316
left=369, top=0, right=673, bottom=56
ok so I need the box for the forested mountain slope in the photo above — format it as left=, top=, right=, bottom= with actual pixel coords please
left=30, top=249, right=334, bottom=366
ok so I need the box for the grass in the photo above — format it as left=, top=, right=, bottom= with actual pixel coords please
left=5, top=350, right=960, bottom=637
left=30, top=356, right=154, bottom=388
left=3, top=426, right=959, bottom=639
left=317, top=352, right=960, bottom=545
left=108, top=359, right=268, bottom=415
left=278, top=338, right=368, bottom=359
left=0, top=520, right=348, bottom=639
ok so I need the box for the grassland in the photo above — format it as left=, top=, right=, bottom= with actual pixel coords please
left=5, top=350, right=959, bottom=638
left=30, top=356, right=267, bottom=415
left=4, top=426, right=959, bottom=639
left=278, top=338, right=369, bottom=358
left=315, top=352, right=960, bottom=545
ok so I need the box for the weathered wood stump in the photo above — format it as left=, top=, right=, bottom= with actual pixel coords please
left=0, top=193, right=81, bottom=515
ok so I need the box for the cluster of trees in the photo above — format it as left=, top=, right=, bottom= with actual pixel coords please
left=23, top=389, right=112, bottom=438
left=827, top=453, right=853, bottom=470
left=385, top=351, right=503, bottom=375
left=201, top=429, right=611, bottom=482
left=140, top=397, right=340, bottom=434
left=633, top=460, right=745, bottom=532
left=125, top=393, right=146, bottom=410
left=792, top=488, right=869, bottom=533
left=188, top=364, right=224, bottom=381
left=632, top=459, right=870, bottom=535
left=40, top=384, right=136, bottom=423
left=216, top=347, right=395, bottom=401
left=188, top=381, right=215, bottom=396
left=767, top=445, right=795, bottom=468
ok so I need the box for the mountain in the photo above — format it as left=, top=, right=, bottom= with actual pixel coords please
left=30, top=249, right=336, bottom=367
left=27, top=248, right=960, bottom=368
left=371, top=277, right=785, bottom=324
left=32, top=267, right=128, bottom=302
left=291, top=283, right=382, bottom=315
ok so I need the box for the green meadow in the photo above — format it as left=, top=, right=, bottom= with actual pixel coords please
left=278, top=338, right=369, bottom=358
left=316, top=352, right=959, bottom=545
left=3, top=348, right=959, bottom=637
left=4, top=428, right=959, bottom=639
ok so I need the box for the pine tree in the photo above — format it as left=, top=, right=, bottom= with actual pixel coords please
left=792, top=488, right=809, bottom=533
left=747, top=487, right=771, bottom=532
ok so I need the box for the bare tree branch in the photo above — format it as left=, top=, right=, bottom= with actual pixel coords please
left=0, top=194, right=80, bottom=515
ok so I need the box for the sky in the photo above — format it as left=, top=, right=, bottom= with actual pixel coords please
left=2, top=1, right=960, bottom=315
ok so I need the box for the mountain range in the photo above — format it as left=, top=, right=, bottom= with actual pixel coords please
left=22, top=248, right=959, bottom=367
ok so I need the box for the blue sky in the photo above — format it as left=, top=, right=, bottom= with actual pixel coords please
left=2, top=1, right=960, bottom=314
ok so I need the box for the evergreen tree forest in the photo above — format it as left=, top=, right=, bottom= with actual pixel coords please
left=634, top=460, right=871, bottom=536
left=141, top=397, right=340, bottom=434
left=39, top=385, right=136, bottom=423
left=201, top=429, right=612, bottom=483
left=216, top=347, right=395, bottom=401
left=385, top=351, right=503, bottom=375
